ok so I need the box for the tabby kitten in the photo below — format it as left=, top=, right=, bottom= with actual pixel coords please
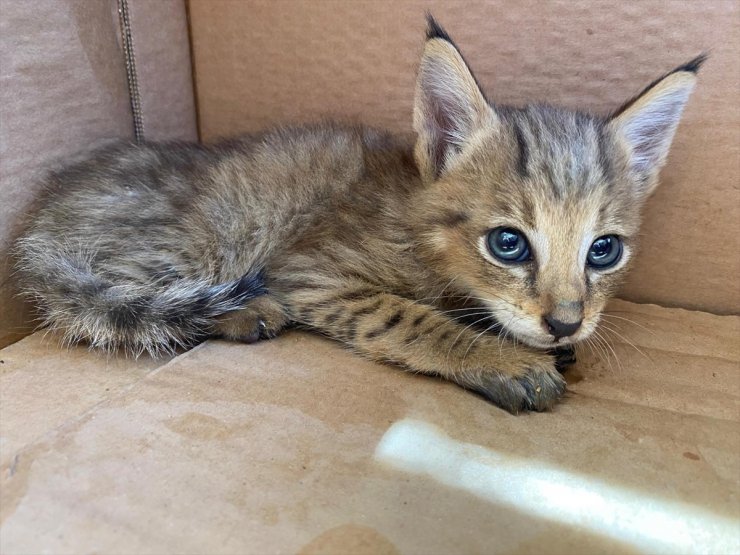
left=16, top=17, right=702, bottom=413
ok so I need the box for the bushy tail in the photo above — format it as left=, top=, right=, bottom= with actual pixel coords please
left=15, top=238, right=266, bottom=356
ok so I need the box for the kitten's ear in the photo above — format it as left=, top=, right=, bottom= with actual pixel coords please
left=610, top=55, right=705, bottom=195
left=413, top=16, right=500, bottom=182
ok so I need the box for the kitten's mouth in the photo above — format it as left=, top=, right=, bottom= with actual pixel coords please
left=484, top=312, right=588, bottom=350
left=522, top=335, right=578, bottom=349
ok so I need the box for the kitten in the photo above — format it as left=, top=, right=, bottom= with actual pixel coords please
left=15, top=17, right=703, bottom=413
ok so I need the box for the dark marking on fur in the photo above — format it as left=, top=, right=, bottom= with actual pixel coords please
left=411, top=313, right=428, bottom=327
left=297, top=307, right=314, bottom=321
left=228, top=270, right=268, bottom=303
left=439, top=210, right=470, bottom=227
left=324, top=287, right=379, bottom=306
left=364, top=327, right=386, bottom=340
left=385, top=310, right=404, bottom=330
left=596, top=123, right=615, bottom=189
left=324, top=309, right=343, bottom=326
left=512, top=120, right=529, bottom=178
left=344, top=319, right=358, bottom=341
left=403, top=330, right=422, bottom=345
left=350, top=298, right=384, bottom=317
left=439, top=330, right=452, bottom=341
left=363, top=308, right=404, bottom=340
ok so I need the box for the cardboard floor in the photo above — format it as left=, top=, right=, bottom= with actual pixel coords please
left=1, top=300, right=738, bottom=554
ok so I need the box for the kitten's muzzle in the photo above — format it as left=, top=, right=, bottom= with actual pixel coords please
left=541, top=299, right=584, bottom=340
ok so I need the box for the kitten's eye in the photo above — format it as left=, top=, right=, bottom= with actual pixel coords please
left=587, top=235, right=623, bottom=269
left=487, top=227, right=531, bottom=263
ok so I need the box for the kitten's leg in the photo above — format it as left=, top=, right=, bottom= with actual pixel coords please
left=292, top=289, right=565, bottom=413
left=214, top=295, right=288, bottom=343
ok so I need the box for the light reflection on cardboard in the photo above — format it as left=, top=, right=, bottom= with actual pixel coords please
left=374, top=419, right=739, bottom=554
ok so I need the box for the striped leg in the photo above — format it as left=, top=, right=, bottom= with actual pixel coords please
left=291, top=288, right=565, bottom=413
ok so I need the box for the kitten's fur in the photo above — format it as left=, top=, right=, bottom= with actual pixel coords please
left=15, top=18, right=702, bottom=413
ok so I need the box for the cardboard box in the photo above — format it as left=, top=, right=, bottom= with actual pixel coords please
left=2, top=301, right=739, bottom=554
left=0, top=0, right=197, bottom=347
left=1, top=1, right=738, bottom=553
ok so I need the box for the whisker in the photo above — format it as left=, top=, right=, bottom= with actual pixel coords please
left=582, top=336, right=604, bottom=370
left=599, top=322, right=650, bottom=362
left=461, top=321, right=498, bottom=368
left=600, top=313, right=656, bottom=336
left=597, top=327, right=625, bottom=371
left=446, top=314, right=492, bottom=373
left=498, top=315, right=519, bottom=359
left=592, top=328, right=619, bottom=371
left=436, top=307, right=492, bottom=315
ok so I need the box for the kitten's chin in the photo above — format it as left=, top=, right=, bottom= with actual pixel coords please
left=515, top=334, right=569, bottom=350
left=511, top=326, right=592, bottom=350
left=502, top=323, right=588, bottom=350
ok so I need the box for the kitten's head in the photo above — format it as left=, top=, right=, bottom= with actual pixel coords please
left=414, top=16, right=703, bottom=349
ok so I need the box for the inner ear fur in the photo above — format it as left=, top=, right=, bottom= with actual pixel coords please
left=413, top=19, right=500, bottom=182
left=609, top=55, right=705, bottom=196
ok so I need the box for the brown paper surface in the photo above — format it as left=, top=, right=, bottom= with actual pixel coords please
left=189, top=0, right=740, bottom=314
left=2, top=300, right=738, bottom=554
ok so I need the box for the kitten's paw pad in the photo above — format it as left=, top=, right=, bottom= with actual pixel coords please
left=466, top=363, right=566, bottom=414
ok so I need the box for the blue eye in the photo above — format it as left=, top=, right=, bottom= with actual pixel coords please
left=587, top=235, right=622, bottom=269
left=487, top=227, right=531, bottom=263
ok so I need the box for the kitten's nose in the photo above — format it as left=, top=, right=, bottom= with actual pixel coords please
left=543, top=315, right=582, bottom=340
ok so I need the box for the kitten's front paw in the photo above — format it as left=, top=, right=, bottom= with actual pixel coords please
left=463, top=357, right=566, bottom=414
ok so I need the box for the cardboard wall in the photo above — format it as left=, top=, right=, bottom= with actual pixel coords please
left=0, top=0, right=197, bottom=348
left=189, top=0, right=740, bottom=315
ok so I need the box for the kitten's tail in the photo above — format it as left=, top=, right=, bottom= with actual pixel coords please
left=15, top=238, right=266, bottom=356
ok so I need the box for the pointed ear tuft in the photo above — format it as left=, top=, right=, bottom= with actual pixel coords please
left=425, top=13, right=453, bottom=43
left=674, top=53, right=708, bottom=75
left=414, top=17, right=498, bottom=181
left=610, top=55, right=705, bottom=193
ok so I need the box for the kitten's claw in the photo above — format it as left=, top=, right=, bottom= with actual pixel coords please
left=214, top=296, right=288, bottom=344
left=236, top=318, right=282, bottom=343
left=257, top=318, right=280, bottom=340
left=463, top=360, right=567, bottom=414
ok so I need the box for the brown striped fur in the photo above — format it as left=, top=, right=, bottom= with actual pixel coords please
left=15, top=17, right=702, bottom=413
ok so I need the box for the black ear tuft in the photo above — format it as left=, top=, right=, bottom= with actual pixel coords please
left=612, top=54, right=707, bottom=119
left=676, top=53, right=708, bottom=74
left=425, top=13, right=453, bottom=43
left=422, top=14, right=485, bottom=96
left=414, top=13, right=496, bottom=181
